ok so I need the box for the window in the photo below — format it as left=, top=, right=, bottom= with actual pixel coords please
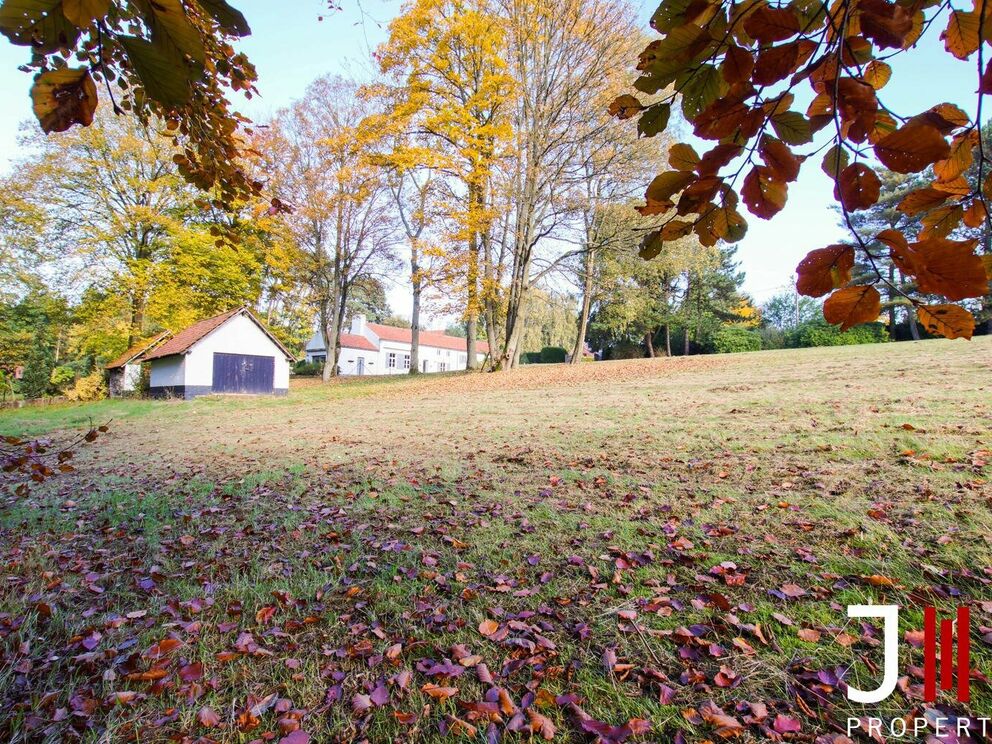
left=387, top=352, right=396, bottom=369
left=437, top=348, right=442, bottom=357
left=446, top=350, right=451, bottom=358
left=439, top=362, right=447, bottom=372
left=312, top=355, right=326, bottom=364
left=403, top=354, right=411, bottom=369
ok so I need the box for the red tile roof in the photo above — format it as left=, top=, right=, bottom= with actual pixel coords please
left=142, top=308, right=294, bottom=361
left=339, top=333, right=378, bottom=351
left=367, top=323, right=489, bottom=353
left=106, top=331, right=171, bottom=369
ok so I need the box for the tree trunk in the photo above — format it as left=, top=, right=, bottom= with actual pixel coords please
left=410, top=258, right=421, bottom=375
left=664, top=324, right=672, bottom=357
left=645, top=330, right=655, bottom=358
left=907, top=306, right=921, bottom=340
left=321, top=287, right=342, bottom=383
left=571, top=247, right=595, bottom=364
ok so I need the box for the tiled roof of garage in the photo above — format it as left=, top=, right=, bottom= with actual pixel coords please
left=105, top=331, right=171, bottom=369
left=142, top=308, right=295, bottom=361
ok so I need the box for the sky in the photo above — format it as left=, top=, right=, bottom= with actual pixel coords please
left=0, top=0, right=980, bottom=317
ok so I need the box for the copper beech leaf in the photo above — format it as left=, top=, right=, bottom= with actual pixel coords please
left=63, top=0, right=111, bottom=26
left=796, top=245, right=855, bottom=297
left=823, top=285, right=881, bottom=330
left=608, top=94, right=644, bottom=120
left=917, top=304, right=975, bottom=340
left=910, top=238, right=989, bottom=300
left=875, top=122, right=951, bottom=173
left=741, top=166, right=787, bottom=219
left=30, top=68, right=98, bottom=133
left=834, top=163, right=880, bottom=210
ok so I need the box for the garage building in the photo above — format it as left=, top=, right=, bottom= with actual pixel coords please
left=143, top=307, right=293, bottom=399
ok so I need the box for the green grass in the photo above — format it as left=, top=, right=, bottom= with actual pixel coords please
left=1, top=339, right=990, bottom=742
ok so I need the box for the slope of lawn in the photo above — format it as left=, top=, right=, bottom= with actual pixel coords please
left=1, top=338, right=990, bottom=743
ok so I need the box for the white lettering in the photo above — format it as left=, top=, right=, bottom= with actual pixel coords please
left=846, top=605, right=900, bottom=703
left=847, top=718, right=860, bottom=737
left=891, top=718, right=906, bottom=737
left=868, top=718, right=882, bottom=738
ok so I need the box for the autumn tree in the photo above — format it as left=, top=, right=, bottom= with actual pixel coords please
left=262, top=76, right=400, bottom=381
left=488, top=0, right=646, bottom=369
left=614, top=0, right=992, bottom=341
left=372, top=0, right=514, bottom=370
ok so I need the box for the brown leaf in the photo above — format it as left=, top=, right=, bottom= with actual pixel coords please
left=834, top=163, right=881, bottom=211
left=875, top=122, right=951, bottom=174
left=198, top=705, right=221, bottom=728
left=917, top=304, right=976, bottom=340
left=608, top=94, right=644, bottom=120
left=478, top=619, right=499, bottom=637
left=742, top=5, right=800, bottom=44
left=759, top=136, right=801, bottom=182
left=823, top=285, right=882, bottom=331
left=421, top=683, right=459, bottom=701
left=31, top=68, right=98, bottom=134
left=741, top=166, right=787, bottom=219
left=796, top=245, right=855, bottom=297
left=910, top=237, right=988, bottom=300
left=941, top=9, right=981, bottom=60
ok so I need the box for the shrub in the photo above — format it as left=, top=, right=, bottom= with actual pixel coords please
left=787, top=320, right=889, bottom=348
left=293, top=361, right=323, bottom=377
left=49, top=365, right=76, bottom=391
left=519, top=352, right=542, bottom=365
left=539, top=346, right=567, bottom=364
left=65, top=372, right=107, bottom=402
left=710, top=326, right=762, bottom=354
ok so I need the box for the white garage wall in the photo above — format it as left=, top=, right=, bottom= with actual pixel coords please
left=184, top=314, right=291, bottom=390
left=149, top=356, right=184, bottom=388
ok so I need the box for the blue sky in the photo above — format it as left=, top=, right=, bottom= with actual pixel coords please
left=0, top=1, right=977, bottom=312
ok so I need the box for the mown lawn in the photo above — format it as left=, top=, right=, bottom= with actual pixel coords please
left=1, top=339, right=990, bottom=743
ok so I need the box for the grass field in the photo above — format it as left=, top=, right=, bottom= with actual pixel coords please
left=1, top=339, right=990, bottom=743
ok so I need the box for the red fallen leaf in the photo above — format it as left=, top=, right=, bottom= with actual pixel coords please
left=905, top=629, right=926, bottom=648
left=394, top=710, right=418, bottom=724
left=798, top=628, right=821, bottom=643
left=698, top=699, right=744, bottom=737
left=179, top=662, right=203, bottom=682
left=280, top=731, right=310, bottom=744
left=773, top=714, right=802, bottom=733
left=352, top=693, right=373, bottom=715
left=527, top=708, right=556, bottom=740
left=497, top=687, right=517, bottom=715
left=714, top=665, right=738, bottom=687
left=127, top=667, right=169, bottom=681
left=478, top=619, right=499, bottom=636
left=779, top=583, right=806, bottom=598
left=422, top=683, right=459, bottom=701
left=256, top=605, right=277, bottom=624
left=198, top=705, right=221, bottom=728
left=113, top=691, right=140, bottom=705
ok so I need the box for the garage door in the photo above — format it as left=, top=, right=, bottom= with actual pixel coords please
left=212, top=352, right=275, bottom=394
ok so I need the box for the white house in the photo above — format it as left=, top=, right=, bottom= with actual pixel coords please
left=305, top=314, right=488, bottom=375
left=142, top=307, right=294, bottom=399
left=106, top=331, right=170, bottom=397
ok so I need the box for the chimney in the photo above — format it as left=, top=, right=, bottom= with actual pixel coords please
left=351, top=313, right=367, bottom=336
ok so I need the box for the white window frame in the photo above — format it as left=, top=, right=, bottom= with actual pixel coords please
left=387, top=352, right=396, bottom=369
left=403, top=354, right=411, bottom=369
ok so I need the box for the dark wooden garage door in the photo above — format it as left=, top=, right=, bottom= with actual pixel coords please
left=212, top=352, right=275, bottom=394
